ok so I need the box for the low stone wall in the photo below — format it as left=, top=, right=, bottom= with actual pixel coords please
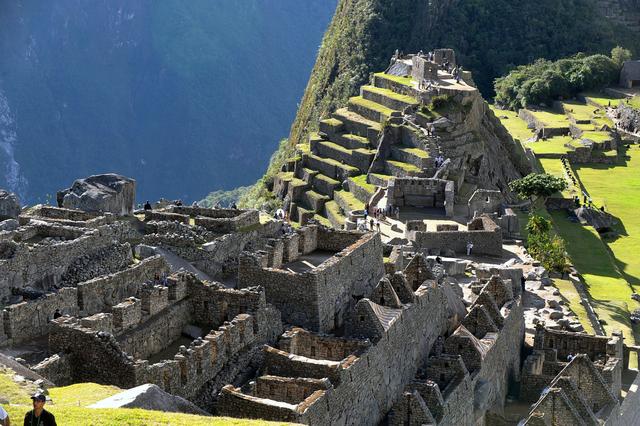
left=165, top=206, right=260, bottom=233
left=412, top=215, right=503, bottom=256
left=388, top=177, right=455, bottom=217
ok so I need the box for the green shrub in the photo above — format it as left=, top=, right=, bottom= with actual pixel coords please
left=509, top=173, right=568, bottom=200
left=526, top=214, right=568, bottom=272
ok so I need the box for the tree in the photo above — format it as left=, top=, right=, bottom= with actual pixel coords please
left=509, top=173, right=568, bottom=200
left=612, top=46, right=632, bottom=68
left=525, top=214, right=568, bottom=272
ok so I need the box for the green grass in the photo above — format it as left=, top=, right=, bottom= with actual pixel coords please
left=361, top=85, right=418, bottom=105
left=580, top=131, right=612, bottom=144
left=537, top=158, right=579, bottom=198
left=622, top=95, right=640, bottom=110
left=320, top=117, right=343, bottom=127
left=0, top=374, right=286, bottom=426
left=552, top=279, right=595, bottom=335
left=528, top=109, right=570, bottom=128
left=349, top=96, right=395, bottom=117
left=550, top=210, right=638, bottom=366
left=525, top=136, right=578, bottom=156
left=374, top=72, right=414, bottom=87
left=386, top=160, right=422, bottom=173
left=349, top=174, right=376, bottom=195
left=582, top=92, right=625, bottom=108
left=490, top=107, right=535, bottom=142
left=562, top=101, right=597, bottom=122
left=396, top=146, right=430, bottom=159
left=334, top=189, right=365, bottom=211
left=313, top=214, right=332, bottom=227
left=574, top=145, right=640, bottom=291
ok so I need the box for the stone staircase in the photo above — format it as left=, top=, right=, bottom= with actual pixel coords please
left=277, top=73, right=443, bottom=227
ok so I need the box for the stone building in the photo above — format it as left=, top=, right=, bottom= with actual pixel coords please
left=620, top=60, right=640, bottom=89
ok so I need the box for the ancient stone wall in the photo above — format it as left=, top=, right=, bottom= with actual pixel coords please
left=388, top=178, right=454, bottom=217
left=77, top=255, right=168, bottom=315
left=238, top=230, right=384, bottom=332
left=412, top=215, right=503, bottom=256
left=218, top=281, right=455, bottom=425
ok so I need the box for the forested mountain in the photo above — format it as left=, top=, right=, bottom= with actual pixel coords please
left=0, top=0, right=336, bottom=204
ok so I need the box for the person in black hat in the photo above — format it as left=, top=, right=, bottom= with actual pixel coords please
left=24, top=393, right=56, bottom=426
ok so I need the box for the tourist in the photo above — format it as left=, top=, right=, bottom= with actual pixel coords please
left=230, top=202, right=237, bottom=209
left=395, top=206, right=400, bottom=220
left=24, top=393, right=56, bottom=426
left=435, top=256, right=442, bottom=264
left=369, top=218, right=374, bottom=231
left=175, top=200, right=183, bottom=206
left=53, top=309, right=62, bottom=320
left=466, top=242, right=474, bottom=256
left=0, top=403, right=9, bottom=426
left=143, top=201, right=152, bottom=211
left=376, top=220, right=381, bottom=233
left=521, top=276, right=526, bottom=292
left=191, top=201, right=198, bottom=207
left=567, top=353, right=574, bottom=362
left=430, top=124, right=436, bottom=136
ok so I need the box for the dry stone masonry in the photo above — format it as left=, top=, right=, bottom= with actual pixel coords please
left=2, top=47, right=640, bottom=424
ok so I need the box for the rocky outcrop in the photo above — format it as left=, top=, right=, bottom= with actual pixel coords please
left=0, top=189, right=21, bottom=219
left=88, top=383, right=210, bottom=415
left=575, top=206, right=616, bottom=233
left=57, top=174, right=136, bottom=216
left=614, top=104, right=640, bottom=135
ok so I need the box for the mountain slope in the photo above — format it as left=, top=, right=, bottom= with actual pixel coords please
left=288, top=0, right=640, bottom=149
left=0, top=0, right=336, bottom=204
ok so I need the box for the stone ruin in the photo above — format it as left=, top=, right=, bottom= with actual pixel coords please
left=2, top=171, right=640, bottom=425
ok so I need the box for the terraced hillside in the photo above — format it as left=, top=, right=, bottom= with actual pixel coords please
left=274, top=62, right=528, bottom=228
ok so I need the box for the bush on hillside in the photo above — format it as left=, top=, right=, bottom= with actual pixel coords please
left=495, top=53, right=619, bottom=110
left=526, top=214, right=568, bottom=273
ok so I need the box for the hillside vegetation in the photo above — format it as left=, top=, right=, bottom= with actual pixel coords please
left=243, top=0, right=640, bottom=207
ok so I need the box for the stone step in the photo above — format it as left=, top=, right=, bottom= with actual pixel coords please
left=334, top=190, right=365, bottom=215
left=332, top=108, right=381, bottom=143
left=310, top=173, right=341, bottom=198
left=301, top=190, right=330, bottom=213
left=372, top=72, right=416, bottom=95
left=347, top=175, right=376, bottom=204
left=324, top=200, right=346, bottom=229
left=318, top=118, right=344, bottom=136
left=330, top=133, right=372, bottom=150
left=304, top=153, right=359, bottom=182
left=314, top=141, right=375, bottom=174
left=384, top=159, right=425, bottom=177
left=347, top=96, right=393, bottom=123
left=361, top=85, right=418, bottom=112
left=369, top=173, right=393, bottom=187
left=390, top=145, right=433, bottom=170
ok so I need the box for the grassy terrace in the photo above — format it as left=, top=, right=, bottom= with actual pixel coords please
left=537, top=158, right=579, bottom=198
left=489, top=107, right=535, bottom=142
left=525, top=136, right=579, bottom=156
left=373, top=72, right=414, bottom=87
left=349, top=96, right=395, bottom=117
left=334, top=189, right=365, bottom=211
left=583, top=92, right=625, bottom=108
left=581, top=131, right=612, bottom=143
left=0, top=371, right=285, bottom=426
left=334, top=107, right=382, bottom=131
left=386, top=160, right=422, bottom=173
left=362, top=85, right=418, bottom=104
left=396, top=146, right=430, bottom=158
left=528, top=109, right=570, bottom=128
left=349, top=174, right=376, bottom=195
left=562, top=101, right=598, bottom=122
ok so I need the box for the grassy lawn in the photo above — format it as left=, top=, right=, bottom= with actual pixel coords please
left=550, top=210, right=638, bottom=365
left=582, top=92, right=625, bottom=108
left=552, top=279, right=595, bottom=335
left=574, top=145, right=640, bottom=291
left=580, top=131, right=612, bottom=144
left=0, top=374, right=287, bottom=426
left=349, top=96, right=395, bottom=118
left=562, top=101, right=597, bottom=122
left=537, top=158, right=579, bottom=198
left=349, top=174, right=376, bottom=195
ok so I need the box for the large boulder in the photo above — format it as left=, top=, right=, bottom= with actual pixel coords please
left=57, top=174, right=136, bottom=216
left=88, top=384, right=209, bottom=415
left=0, top=189, right=20, bottom=220
left=575, top=206, right=615, bottom=233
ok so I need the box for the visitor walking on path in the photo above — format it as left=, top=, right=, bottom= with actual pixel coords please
left=369, top=218, right=374, bottom=231
left=466, top=242, right=474, bottom=256
left=376, top=220, right=381, bottom=233
left=24, top=393, right=56, bottom=426
left=0, top=403, right=10, bottom=426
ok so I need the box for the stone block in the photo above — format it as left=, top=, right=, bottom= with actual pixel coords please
left=113, top=298, right=142, bottom=331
